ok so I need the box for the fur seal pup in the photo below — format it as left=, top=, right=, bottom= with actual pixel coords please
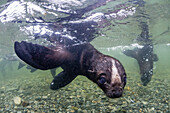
left=123, top=22, right=158, bottom=86
left=14, top=41, right=126, bottom=98
left=123, top=44, right=158, bottom=86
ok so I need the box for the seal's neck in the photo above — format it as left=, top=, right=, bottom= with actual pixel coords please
left=79, top=44, right=103, bottom=81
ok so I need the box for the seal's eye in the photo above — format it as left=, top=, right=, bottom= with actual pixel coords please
left=98, top=77, right=106, bottom=84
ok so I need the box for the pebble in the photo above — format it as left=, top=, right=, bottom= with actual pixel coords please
left=42, top=96, right=48, bottom=100
left=13, top=96, right=22, bottom=105
left=35, top=97, right=41, bottom=101
left=151, top=107, right=155, bottom=110
left=17, top=111, right=22, bottom=113
left=26, top=105, right=32, bottom=109
left=142, top=101, right=148, bottom=105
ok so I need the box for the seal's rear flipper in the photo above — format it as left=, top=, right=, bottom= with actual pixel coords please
left=152, top=54, right=158, bottom=62
left=50, top=71, right=77, bottom=90
left=26, top=66, right=37, bottom=73
left=14, top=41, right=71, bottom=70
left=123, top=49, right=138, bottom=59
left=50, top=68, right=57, bottom=78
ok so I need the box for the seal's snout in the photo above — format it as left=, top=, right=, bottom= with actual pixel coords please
left=112, top=91, right=122, bottom=98
left=141, top=74, right=151, bottom=86
left=106, top=85, right=123, bottom=98
left=113, top=87, right=123, bottom=97
left=106, top=90, right=123, bottom=98
left=114, top=91, right=122, bottom=98
left=50, top=81, right=57, bottom=90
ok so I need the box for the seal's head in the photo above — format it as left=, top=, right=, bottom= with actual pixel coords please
left=89, top=56, right=126, bottom=98
left=140, top=61, right=153, bottom=86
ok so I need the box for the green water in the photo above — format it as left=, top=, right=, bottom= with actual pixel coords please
left=0, top=0, right=170, bottom=112
left=0, top=44, right=169, bottom=112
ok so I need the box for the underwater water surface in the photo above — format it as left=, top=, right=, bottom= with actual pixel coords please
left=0, top=0, right=170, bottom=112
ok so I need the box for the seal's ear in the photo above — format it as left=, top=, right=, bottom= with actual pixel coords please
left=14, top=41, right=71, bottom=70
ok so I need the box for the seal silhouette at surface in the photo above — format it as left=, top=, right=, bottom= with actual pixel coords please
left=14, top=41, right=126, bottom=98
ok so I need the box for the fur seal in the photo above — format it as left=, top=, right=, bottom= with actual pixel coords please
left=123, top=22, right=158, bottom=86
left=14, top=41, right=126, bottom=98
left=123, top=44, right=158, bottom=86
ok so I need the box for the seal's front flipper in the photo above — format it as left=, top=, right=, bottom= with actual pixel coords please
left=50, top=68, right=57, bottom=78
left=50, top=71, right=77, bottom=90
left=123, top=49, right=138, bottom=59
left=14, top=41, right=72, bottom=70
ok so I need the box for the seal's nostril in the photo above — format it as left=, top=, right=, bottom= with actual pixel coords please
left=110, top=86, right=123, bottom=98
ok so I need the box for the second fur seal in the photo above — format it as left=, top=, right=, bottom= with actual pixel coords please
left=14, top=41, right=127, bottom=98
